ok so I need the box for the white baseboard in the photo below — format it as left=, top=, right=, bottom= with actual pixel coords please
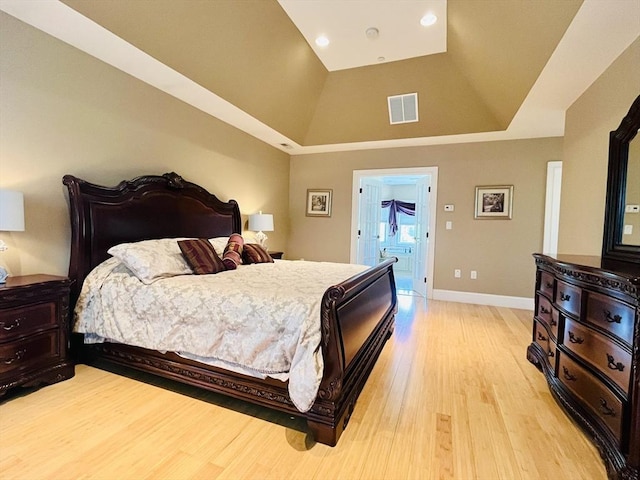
left=432, top=289, right=534, bottom=310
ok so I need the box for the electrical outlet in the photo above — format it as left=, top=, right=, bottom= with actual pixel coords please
left=454, top=269, right=461, bottom=278
left=470, top=270, right=477, bottom=279
left=444, top=204, right=454, bottom=212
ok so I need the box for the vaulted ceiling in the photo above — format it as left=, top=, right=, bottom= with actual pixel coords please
left=2, top=0, right=639, bottom=154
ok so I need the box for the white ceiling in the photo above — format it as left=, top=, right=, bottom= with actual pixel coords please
left=1, top=0, right=639, bottom=155
left=277, top=0, right=447, bottom=71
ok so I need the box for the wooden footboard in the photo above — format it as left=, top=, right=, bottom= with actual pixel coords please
left=308, top=257, right=398, bottom=445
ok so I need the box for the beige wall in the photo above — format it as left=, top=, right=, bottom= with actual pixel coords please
left=289, top=138, right=563, bottom=298
left=0, top=13, right=290, bottom=278
left=559, top=37, right=640, bottom=255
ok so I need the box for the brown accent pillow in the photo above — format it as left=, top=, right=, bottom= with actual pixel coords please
left=222, top=233, right=244, bottom=270
left=243, top=243, right=274, bottom=264
left=178, top=239, right=226, bottom=274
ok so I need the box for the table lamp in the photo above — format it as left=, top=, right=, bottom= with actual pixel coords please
left=248, top=211, right=274, bottom=249
left=0, top=189, right=25, bottom=283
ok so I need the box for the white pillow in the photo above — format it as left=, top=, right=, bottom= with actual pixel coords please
left=208, top=237, right=230, bottom=256
left=108, top=238, right=192, bottom=284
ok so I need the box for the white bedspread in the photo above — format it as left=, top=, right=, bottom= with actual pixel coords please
left=73, top=258, right=368, bottom=412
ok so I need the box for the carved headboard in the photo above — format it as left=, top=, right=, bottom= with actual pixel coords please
left=63, top=172, right=242, bottom=303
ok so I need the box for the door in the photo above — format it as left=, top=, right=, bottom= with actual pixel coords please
left=357, top=178, right=382, bottom=267
left=412, top=176, right=430, bottom=297
left=543, top=161, right=562, bottom=255
left=351, top=167, right=438, bottom=299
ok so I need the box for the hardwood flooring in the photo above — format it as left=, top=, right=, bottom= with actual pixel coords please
left=0, top=297, right=607, bottom=479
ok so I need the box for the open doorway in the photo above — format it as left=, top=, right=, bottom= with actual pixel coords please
left=350, top=167, right=438, bottom=299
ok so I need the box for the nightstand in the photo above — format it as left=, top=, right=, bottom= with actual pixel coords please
left=269, top=251, right=284, bottom=259
left=0, top=275, right=74, bottom=396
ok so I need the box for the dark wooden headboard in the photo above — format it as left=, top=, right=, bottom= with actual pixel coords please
left=63, top=172, right=241, bottom=304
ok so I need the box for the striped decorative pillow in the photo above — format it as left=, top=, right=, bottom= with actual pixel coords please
left=222, top=233, right=244, bottom=270
left=242, top=243, right=274, bottom=264
left=178, top=239, right=226, bottom=275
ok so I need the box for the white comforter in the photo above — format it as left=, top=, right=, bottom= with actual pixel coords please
left=73, top=258, right=368, bottom=412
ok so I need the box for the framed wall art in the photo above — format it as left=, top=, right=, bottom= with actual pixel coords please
left=306, top=189, right=332, bottom=217
left=474, top=185, right=513, bottom=219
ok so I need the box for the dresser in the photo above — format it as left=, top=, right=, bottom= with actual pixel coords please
left=0, top=275, right=74, bottom=396
left=528, top=254, right=639, bottom=479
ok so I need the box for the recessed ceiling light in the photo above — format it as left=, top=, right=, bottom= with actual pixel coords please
left=365, top=27, right=379, bottom=39
left=420, top=13, right=437, bottom=26
left=315, top=35, right=330, bottom=47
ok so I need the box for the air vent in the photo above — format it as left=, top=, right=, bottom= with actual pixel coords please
left=388, top=93, right=418, bottom=125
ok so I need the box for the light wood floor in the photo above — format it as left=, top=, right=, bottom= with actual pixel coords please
left=0, top=297, right=607, bottom=480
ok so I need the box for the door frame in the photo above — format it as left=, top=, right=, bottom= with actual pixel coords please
left=351, top=166, right=438, bottom=299
left=543, top=161, right=562, bottom=255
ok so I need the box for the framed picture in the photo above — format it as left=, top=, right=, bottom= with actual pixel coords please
left=474, top=185, right=513, bottom=219
left=306, top=189, right=332, bottom=217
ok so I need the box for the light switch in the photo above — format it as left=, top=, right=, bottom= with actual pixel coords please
left=624, top=224, right=633, bottom=235
left=625, top=205, right=640, bottom=213
left=446, top=221, right=452, bottom=230
left=444, top=204, right=454, bottom=212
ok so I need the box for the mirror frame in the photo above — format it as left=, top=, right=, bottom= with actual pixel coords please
left=602, top=94, right=640, bottom=276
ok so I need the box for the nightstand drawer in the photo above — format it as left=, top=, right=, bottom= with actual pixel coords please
left=563, top=318, right=631, bottom=395
left=558, top=352, right=623, bottom=445
left=0, top=331, right=59, bottom=375
left=0, top=302, right=57, bottom=340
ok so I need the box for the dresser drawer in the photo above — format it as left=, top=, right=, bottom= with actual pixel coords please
left=539, top=271, right=555, bottom=298
left=0, top=331, right=59, bottom=375
left=0, top=302, right=57, bottom=341
left=536, top=295, right=560, bottom=340
left=585, top=291, right=635, bottom=346
left=563, top=318, right=631, bottom=395
left=555, top=280, right=581, bottom=317
left=536, top=294, right=552, bottom=325
left=534, top=320, right=557, bottom=371
left=558, top=352, right=623, bottom=445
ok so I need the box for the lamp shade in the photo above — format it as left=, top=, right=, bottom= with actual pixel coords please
left=0, top=190, right=25, bottom=232
left=248, top=212, right=274, bottom=232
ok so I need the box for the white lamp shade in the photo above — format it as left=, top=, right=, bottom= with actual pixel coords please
left=248, top=212, right=274, bottom=232
left=0, top=190, right=25, bottom=232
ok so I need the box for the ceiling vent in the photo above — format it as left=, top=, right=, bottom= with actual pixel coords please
left=388, top=93, right=418, bottom=125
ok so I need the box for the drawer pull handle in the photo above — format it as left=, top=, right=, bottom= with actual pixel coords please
left=537, top=332, right=547, bottom=342
left=562, top=366, right=577, bottom=381
left=604, top=310, right=622, bottom=324
left=568, top=331, right=584, bottom=344
left=550, top=318, right=557, bottom=327
left=548, top=350, right=555, bottom=358
left=1, top=318, right=22, bottom=331
left=545, top=281, right=554, bottom=289
left=606, top=354, right=625, bottom=372
left=1, top=348, right=26, bottom=365
left=540, top=306, right=551, bottom=315
left=560, top=292, right=571, bottom=302
left=599, top=398, right=616, bottom=417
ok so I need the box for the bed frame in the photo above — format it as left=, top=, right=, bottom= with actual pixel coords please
left=63, top=172, right=397, bottom=446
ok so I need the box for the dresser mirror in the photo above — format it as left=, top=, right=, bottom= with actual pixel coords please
left=602, top=94, right=640, bottom=275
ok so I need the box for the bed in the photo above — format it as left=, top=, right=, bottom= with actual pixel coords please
left=63, top=172, right=397, bottom=446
